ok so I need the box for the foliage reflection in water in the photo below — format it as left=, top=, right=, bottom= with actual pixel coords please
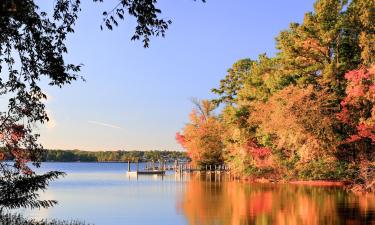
left=23, top=163, right=375, bottom=225
left=180, top=173, right=375, bottom=225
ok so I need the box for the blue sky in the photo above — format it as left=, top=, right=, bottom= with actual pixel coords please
left=36, top=0, right=316, bottom=151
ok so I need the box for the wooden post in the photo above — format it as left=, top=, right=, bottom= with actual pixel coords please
left=127, top=160, right=130, bottom=172
left=136, top=161, right=139, bottom=172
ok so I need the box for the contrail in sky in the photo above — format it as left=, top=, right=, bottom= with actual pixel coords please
left=88, top=120, right=123, bottom=129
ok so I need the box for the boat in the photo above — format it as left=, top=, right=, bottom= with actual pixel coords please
left=137, top=170, right=165, bottom=175
left=127, top=170, right=166, bottom=175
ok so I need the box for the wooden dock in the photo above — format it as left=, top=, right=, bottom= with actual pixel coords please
left=126, top=160, right=167, bottom=175
left=126, top=160, right=229, bottom=175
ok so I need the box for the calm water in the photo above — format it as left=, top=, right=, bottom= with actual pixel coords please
left=19, top=163, right=375, bottom=225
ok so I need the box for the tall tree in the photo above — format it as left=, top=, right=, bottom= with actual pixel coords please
left=336, top=65, right=375, bottom=192
left=212, top=59, right=253, bottom=105
left=0, top=0, right=81, bottom=209
left=176, top=100, right=224, bottom=167
left=206, top=0, right=374, bottom=190
left=276, top=0, right=365, bottom=94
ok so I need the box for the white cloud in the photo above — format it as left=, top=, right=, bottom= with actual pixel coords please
left=88, top=120, right=123, bottom=129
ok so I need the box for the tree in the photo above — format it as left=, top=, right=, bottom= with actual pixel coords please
left=94, top=0, right=206, bottom=47
left=207, top=0, right=374, bottom=187
left=212, top=59, right=253, bottom=105
left=0, top=0, right=81, bottom=209
left=212, top=55, right=286, bottom=176
left=212, top=55, right=289, bottom=106
left=345, top=0, right=375, bottom=66
left=275, top=0, right=366, bottom=94
left=176, top=100, right=224, bottom=167
left=251, top=85, right=341, bottom=178
left=336, top=65, right=375, bottom=192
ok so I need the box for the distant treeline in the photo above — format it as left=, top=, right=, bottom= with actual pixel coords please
left=42, top=150, right=188, bottom=162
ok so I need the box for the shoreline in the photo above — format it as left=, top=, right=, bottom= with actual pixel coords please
left=237, top=176, right=375, bottom=194
left=240, top=177, right=346, bottom=187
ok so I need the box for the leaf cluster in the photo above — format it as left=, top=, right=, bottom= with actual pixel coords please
left=95, top=0, right=206, bottom=47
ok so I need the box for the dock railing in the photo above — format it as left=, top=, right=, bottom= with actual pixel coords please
left=127, top=160, right=230, bottom=175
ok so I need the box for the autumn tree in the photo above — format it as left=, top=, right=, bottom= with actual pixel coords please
left=251, top=85, right=342, bottom=179
left=275, top=0, right=374, bottom=94
left=336, top=65, right=375, bottom=191
left=212, top=55, right=284, bottom=176
left=206, top=0, right=374, bottom=189
left=176, top=100, right=224, bottom=168
left=0, top=0, right=81, bottom=209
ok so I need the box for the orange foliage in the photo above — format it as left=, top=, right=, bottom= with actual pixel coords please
left=0, top=124, right=34, bottom=174
left=0, top=152, right=5, bottom=161
left=176, top=101, right=224, bottom=167
left=252, top=85, right=339, bottom=163
left=0, top=124, right=27, bottom=145
left=300, top=38, right=329, bottom=57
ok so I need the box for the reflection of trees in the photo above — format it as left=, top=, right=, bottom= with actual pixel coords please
left=181, top=174, right=375, bottom=225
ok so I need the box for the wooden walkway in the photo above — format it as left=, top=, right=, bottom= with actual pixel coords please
left=126, top=160, right=229, bottom=175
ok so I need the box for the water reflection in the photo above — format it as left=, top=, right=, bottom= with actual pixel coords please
left=22, top=163, right=375, bottom=225
left=181, top=173, right=375, bottom=225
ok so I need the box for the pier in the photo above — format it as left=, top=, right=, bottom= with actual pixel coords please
left=126, top=160, right=229, bottom=175
left=127, top=160, right=166, bottom=175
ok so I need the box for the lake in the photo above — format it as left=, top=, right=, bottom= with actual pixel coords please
left=20, top=162, right=375, bottom=225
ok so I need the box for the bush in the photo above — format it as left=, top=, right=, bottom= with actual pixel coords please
left=244, top=164, right=275, bottom=178
left=0, top=212, right=90, bottom=225
left=297, top=160, right=349, bottom=180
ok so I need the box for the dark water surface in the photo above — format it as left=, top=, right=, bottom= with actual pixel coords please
left=21, top=163, right=375, bottom=225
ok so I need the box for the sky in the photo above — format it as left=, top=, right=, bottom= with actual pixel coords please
left=35, top=0, right=316, bottom=151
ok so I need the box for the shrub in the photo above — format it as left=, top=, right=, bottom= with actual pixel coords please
left=297, top=159, right=349, bottom=180
left=0, top=212, right=90, bottom=225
